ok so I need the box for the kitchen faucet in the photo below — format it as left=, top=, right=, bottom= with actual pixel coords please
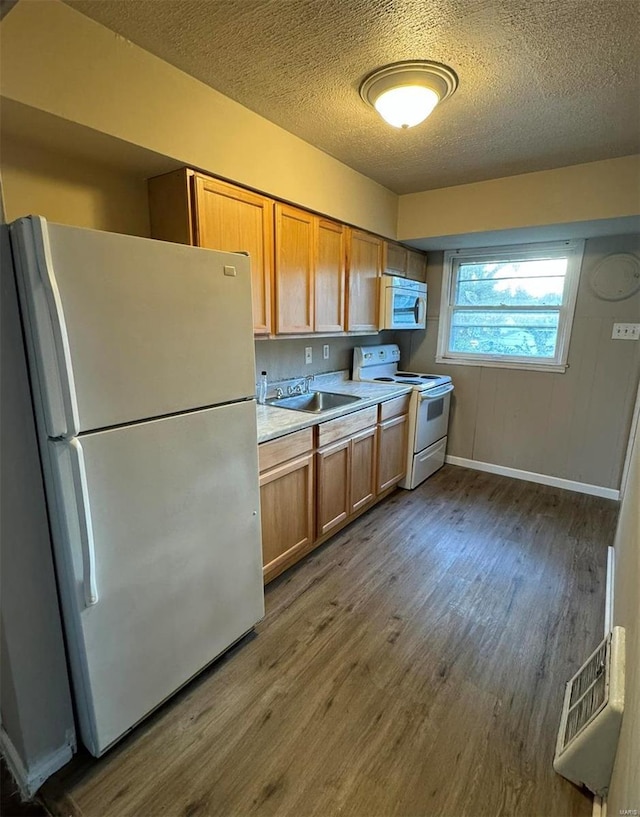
left=287, top=375, right=315, bottom=395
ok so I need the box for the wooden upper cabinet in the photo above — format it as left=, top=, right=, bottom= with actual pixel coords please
left=384, top=241, right=408, bottom=277
left=315, top=218, right=346, bottom=333
left=406, top=249, right=427, bottom=282
left=347, top=229, right=383, bottom=332
left=193, top=174, right=274, bottom=335
left=148, top=169, right=275, bottom=335
left=275, top=203, right=315, bottom=334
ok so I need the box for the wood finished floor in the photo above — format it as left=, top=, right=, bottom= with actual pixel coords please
left=41, top=466, right=618, bottom=817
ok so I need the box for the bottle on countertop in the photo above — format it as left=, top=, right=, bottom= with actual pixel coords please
left=258, top=371, right=268, bottom=405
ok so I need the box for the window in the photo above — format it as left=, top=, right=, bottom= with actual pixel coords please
left=437, top=240, right=585, bottom=372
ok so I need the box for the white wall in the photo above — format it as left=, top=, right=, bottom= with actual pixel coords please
left=0, top=0, right=397, bottom=238
left=397, top=156, right=640, bottom=242
left=607, top=413, right=639, bottom=813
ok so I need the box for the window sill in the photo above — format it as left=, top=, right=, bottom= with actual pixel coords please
left=435, top=355, right=568, bottom=374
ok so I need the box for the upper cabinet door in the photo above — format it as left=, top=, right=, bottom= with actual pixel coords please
left=315, top=218, right=346, bottom=333
left=347, top=229, right=382, bottom=333
left=384, top=241, right=408, bottom=277
left=406, top=249, right=427, bottom=282
left=275, top=203, right=315, bottom=334
left=193, top=174, right=274, bottom=335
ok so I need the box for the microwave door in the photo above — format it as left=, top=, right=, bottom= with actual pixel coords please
left=392, top=291, right=421, bottom=328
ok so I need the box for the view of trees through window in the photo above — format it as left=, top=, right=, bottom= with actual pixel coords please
left=450, top=258, right=568, bottom=358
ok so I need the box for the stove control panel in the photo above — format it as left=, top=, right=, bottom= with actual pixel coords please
left=353, top=344, right=400, bottom=372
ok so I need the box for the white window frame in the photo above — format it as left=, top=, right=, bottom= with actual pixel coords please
left=436, top=240, right=585, bottom=373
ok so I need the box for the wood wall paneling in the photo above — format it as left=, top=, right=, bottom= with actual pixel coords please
left=408, top=237, right=640, bottom=489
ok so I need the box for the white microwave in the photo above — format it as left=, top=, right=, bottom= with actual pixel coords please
left=380, top=276, right=427, bottom=330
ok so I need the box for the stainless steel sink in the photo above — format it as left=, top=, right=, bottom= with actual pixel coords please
left=266, top=390, right=362, bottom=414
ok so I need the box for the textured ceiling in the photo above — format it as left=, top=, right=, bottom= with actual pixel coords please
left=64, top=0, right=640, bottom=194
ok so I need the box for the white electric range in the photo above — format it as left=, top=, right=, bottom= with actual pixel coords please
left=352, top=344, right=454, bottom=488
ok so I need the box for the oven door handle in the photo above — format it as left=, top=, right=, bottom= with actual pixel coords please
left=419, top=384, right=454, bottom=400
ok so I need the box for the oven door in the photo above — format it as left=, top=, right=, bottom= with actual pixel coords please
left=383, top=285, right=427, bottom=330
left=414, top=384, right=454, bottom=452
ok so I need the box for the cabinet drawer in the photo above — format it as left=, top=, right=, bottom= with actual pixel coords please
left=317, top=406, right=378, bottom=448
left=258, top=428, right=313, bottom=472
left=379, top=394, right=411, bottom=422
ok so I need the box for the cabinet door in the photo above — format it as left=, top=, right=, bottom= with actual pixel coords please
left=315, top=218, right=346, bottom=332
left=193, top=175, right=274, bottom=335
left=406, top=249, right=427, bottom=282
left=377, top=414, right=408, bottom=493
left=384, top=241, right=408, bottom=277
left=347, top=229, right=382, bottom=332
left=260, top=453, right=314, bottom=580
left=316, top=438, right=350, bottom=537
left=350, top=426, right=377, bottom=513
left=275, top=203, right=315, bottom=334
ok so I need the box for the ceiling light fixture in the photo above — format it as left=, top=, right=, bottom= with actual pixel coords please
left=359, top=60, right=458, bottom=129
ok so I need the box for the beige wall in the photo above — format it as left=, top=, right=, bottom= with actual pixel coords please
left=398, top=156, right=640, bottom=242
left=1, top=136, right=150, bottom=236
left=607, top=414, right=639, bottom=814
left=399, top=234, right=640, bottom=490
left=0, top=0, right=397, bottom=238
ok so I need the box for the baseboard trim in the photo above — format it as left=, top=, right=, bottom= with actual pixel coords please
left=445, top=456, right=620, bottom=500
left=0, top=726, right=74, bottom=798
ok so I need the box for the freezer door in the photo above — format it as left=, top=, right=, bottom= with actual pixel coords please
left=11, top=216, right=256, bottom=436
left=47, top=401, right=264, bottom=756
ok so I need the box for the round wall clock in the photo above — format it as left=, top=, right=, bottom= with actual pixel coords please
left=589, top=252, right=640, bottom=301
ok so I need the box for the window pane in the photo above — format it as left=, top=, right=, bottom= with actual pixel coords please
left=455, top=259, right=567, bottom=307
left=450, top=309, right=560, bottom=357
left=457, top=277, right=564, bottom=306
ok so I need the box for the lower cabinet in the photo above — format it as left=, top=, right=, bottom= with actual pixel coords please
left=259, top=397, right=409, bottom=584
left=376, top=395, right=411, bottom=493
left=259, top=429, right=315, bottom=583
left=316, top=406, right=377, bottom=539
left=350, top=426, right=377, bottom=512
left=316, top=421, right=377, bottom=538
left=316, top=438, right=350, bottom=537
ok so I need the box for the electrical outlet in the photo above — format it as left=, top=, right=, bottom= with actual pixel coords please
left=323, top=344, right=330, bottom=360
left=305, top=346, right=313, bottom=364
left=612, top=323, right=640, bottom=341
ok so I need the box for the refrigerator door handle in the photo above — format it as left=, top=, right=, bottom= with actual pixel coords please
left=69, top=439, right=99, bottom=607
left=11, top=216, right=80, bottom=437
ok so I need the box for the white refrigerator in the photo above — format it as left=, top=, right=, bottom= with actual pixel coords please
left=10, top=216, right=265, bottom=757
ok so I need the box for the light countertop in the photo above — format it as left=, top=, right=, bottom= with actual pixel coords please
left=256, top=372, right=411, bottom=444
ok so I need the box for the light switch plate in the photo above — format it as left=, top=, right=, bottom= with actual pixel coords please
left=612, top=323, right=640, bottom=340
left=305, top=346, right=313, bottom=364
left=323, top=344, right=330, bottom=360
